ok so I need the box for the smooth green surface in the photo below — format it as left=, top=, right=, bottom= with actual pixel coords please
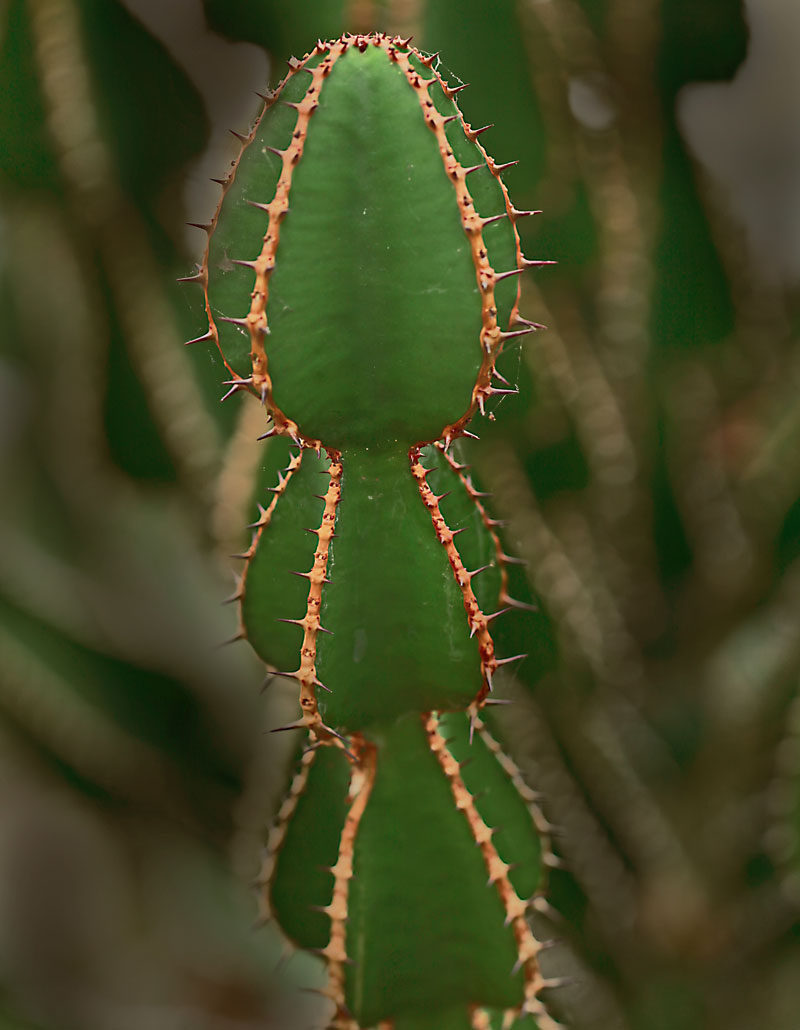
left=347, top=715, right=523, bottom=1024
left=316, top=449, right=481, bottom=729
left=241, top=447, right=327, bottom=670
left=393, top=1006, right=474, bottom=1030
left=270, top=744, right=350, bottom=947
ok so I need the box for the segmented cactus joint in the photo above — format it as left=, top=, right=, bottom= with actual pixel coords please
left=185, top=32, right=560, bottom=1030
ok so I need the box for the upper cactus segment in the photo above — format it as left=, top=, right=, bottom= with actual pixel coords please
left=196, top=33, right=536, bottom=451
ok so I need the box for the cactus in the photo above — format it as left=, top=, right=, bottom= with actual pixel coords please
left=187, top=32, right=558, bottom=1030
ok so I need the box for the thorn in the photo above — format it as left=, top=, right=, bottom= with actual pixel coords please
left=210, top=176, right=228, bottom=185
left=217, top=630, right=245, bottom=648
left=229, top=128, right=249, bottom=143
left=255, top=89, right=273, bottom=102
left=463, top=163, right=485, bottom=175
left=246, top=503, right=268, bottom=529
left=186, top=221, right=211, bottom=233
left=232, top=258, right=258, bottom=270
left=468, top=123, right=494, bottom=140
left=514, top=314, right=547, bottom=330
left=485, top=607, right=512, bottom=624
left=461, top=429, right=480, bottom=440
left=257, top=428, right=277, bottom=441
left=276, top=617, right=303, bottom=628
left=481, top=212, right=507, bottom=227
left=523, top=258, right=558, bottom=268
left=484, top=697, right=513, bottom=706
left=494, top=267, right=525, bottom=282
left=469, top=564, right=493, bottom=578
left=500, top=552, right=527, bottom=566
left=504, top=596, right=538, bottom=612
left=313, top=676, right=332, bottom=693
left=266, top=145, right=285, bottom=158
left=500, top=326, right=535, bottom=341
left=492, top=159, right=519, bottom=173
left=445, top=81, right=470, bottom=97
left=219, top=315, right=249, bottom=328
left=531, top=895, right=562, bottom=921
left=510, top=207, right=541, bottom=220
left=184, top=329, right=213, bottom=346
left=270, top=720, right=305, bottom=734
left=176, top=271, right=204, bottom=285
left=246, top=199, right=271, bottom=212
left=495, top=653, right=528, bottom=667
left=219, top=377, right=253, bottom=403
left=540, top=975, right=579, bottom=990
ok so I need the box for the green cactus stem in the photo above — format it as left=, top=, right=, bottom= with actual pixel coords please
left=186, top=31, right=559, bottom=1030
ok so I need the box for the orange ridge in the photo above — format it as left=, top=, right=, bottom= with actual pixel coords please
left=235, top=448, right=304, bottom=646
left=425, top=713, right=562, bottom=1030
left=318, top=733, right=376, bottom=1030
left=410, top=447, right=497, bottom=720
left=435, top=441, right=512, bottom=606
left=386, top=40, right=525, bottom=447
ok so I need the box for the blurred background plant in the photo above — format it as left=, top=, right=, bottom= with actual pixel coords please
left=1, top=1, right=799, bottom=1029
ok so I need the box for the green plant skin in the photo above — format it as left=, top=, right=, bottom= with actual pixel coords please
left=191, top=33, right=557, bottom=1030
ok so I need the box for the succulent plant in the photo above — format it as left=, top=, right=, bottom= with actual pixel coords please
left=187, top=31, right=559, bottom=1030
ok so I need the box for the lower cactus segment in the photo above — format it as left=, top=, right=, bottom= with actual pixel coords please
left=260, top=710, right=559, bottom=1029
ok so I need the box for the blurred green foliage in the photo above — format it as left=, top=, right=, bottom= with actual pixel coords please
left=1, top=1, right=799, bottom=1029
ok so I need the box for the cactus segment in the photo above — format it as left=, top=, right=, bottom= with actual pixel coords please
left=199, top=34, right=527, bottom=450
left=265, top=712, right=554, bottom=1027
left=316, top=449, right=483, bottom=729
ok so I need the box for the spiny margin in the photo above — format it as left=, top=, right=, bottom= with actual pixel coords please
left=273, top=453, right=345, bottom=745
left=254, top=743, right=317, bottom=927
left=387, top=41, right=537, bottom=445
left=411, top=447, right=497, bottom=725
left=189, top=36, right=333, bottom=442
left=237, top=40, right=347, bottom=444
left=317, top=734, right=377, bottom=1030
left=435, top=441, right=532, bottom=617
left=231, top=447, right=304, bottom=643
left=472, top=714, right=562, bottom=899
left=426, top=713, right=562, bottom=1030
